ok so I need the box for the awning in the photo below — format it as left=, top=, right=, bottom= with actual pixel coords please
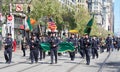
left=69, top=30, right=78, bottom=33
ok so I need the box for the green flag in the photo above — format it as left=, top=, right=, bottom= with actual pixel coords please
left=58, top=42, right=75, bottom=52
left=40, top=43, right=50, bottom=52
left=27, top=17, right=32, bottom=31
left=40, top=42, right=75, bottom=52
left=84, top=15, right=94, bottom=35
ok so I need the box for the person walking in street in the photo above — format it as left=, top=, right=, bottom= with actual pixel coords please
left=83, top=34, right=91, bottom=65
left=105, top=34, right=112, bottom=52
left=78, top=35, right=85, bottom=59
left=67, top=34, right=78, bottom=61
left=4, top=33, right=13, bottom=64
left=91, top=36, right=99, bottom=59
left=21, top=37, right=27, bottom=57
left=39, top=36, right=46, bottom=60
left=48, top=32, right=59, bottom=64
left=29, top=34, right=39, bottom=64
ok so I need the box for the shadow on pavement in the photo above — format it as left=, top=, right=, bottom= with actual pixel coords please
left=58, top=58, right=68, bottom=60
left=96, top=61, right=120, bottom=72
left=64, top=61, right=80, bottom=64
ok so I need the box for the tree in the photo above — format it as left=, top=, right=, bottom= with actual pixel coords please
left=29, top=0, right=112, bottom=37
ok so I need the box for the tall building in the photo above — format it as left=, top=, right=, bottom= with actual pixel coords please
left=59, top=0, right=114, bottom=32
left=59, top=0, right=88, bottom=11
left=87, top=0, right=114, bottom=32
left=102, top=0, right=114, bottom=32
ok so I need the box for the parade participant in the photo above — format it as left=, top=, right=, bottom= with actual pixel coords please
left=48, top=32, right=59, bottom=64
left=78, top=35, right=85, bottom=58
left=116, top=37, right=120, bottom=51
left=57, top=36, right=62, bottom=56
left=83, top=34, right=91, bottom=65
left=105, top=34, right=112, bottom=52
left=112, top=36, right=117, bottom=50
left=68, top=34, right=77, bottom=61
left=99, top=38, right=105, bottom=53
left=21, top=37, right=27, bottom=57
left=4, top=33, right=13, bottom=64
left=39, top=36, right=46, bottom=60
left=46, top=32, right=52, bottom=56
left=29, top=34, right=39, bottom=64
left=91, top=36, right=99, bottom=59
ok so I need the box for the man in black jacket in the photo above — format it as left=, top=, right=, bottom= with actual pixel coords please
left=48, top=32, right=59, bottom=64
left=4, top=33, right=13, bottom=64
left=83, top=34, right=91, bottom=65
left=29, top=34, right=39, bottom=64
left=91, top=36, right=99, bottom=59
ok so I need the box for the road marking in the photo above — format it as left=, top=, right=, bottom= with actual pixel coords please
left=97, top=52, right=111, bottom=72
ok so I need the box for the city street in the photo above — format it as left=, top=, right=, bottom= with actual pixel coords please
left=0, top=49, right=120, bottom=72
left=0, top=0, right=118, bottom=72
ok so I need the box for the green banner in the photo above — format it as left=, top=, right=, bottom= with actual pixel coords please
left=58, top=42, right=75, bottom=52
left=40, top=43, right=50, bottom=52
left=40, top=42, right=75, bottom=52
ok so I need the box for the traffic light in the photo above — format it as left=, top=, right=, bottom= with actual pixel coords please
left=27, top=6, right=30, bottom=13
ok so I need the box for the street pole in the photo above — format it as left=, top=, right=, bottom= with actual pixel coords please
left=9, top=0, right=12, bottom=34
left=0, top=0, right=2, bottom=50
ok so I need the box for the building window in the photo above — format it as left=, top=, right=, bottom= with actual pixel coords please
left=14, top=16, right=25, bottom=28
left=14, top=16, right=23, bottom=25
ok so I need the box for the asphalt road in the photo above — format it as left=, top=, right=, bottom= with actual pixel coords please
left=0, top=49, right=120, bottom=72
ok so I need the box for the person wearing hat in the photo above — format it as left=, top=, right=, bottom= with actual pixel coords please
left=91, top=36, right=99, bottom=59
left=78, top=35, right=85, bottom=59
left=4, top=33, right=13, bottom=64
left=83, top=34, right=91, bottom=65
left=48, top=32, right=59, bottom=64
left=67, top=34, right=78, bottom=61
left=29, top=34, right=39, bottom=64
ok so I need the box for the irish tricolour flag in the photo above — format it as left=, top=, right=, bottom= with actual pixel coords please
left=25, top=17, right=33, bottom=31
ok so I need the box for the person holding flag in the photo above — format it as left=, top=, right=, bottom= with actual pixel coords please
left=67, top=34, right=77, bottom=61
left=48, top=32, right=59, bottom=64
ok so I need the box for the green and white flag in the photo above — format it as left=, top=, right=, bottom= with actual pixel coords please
left=25, top=17, right=32, bottom=31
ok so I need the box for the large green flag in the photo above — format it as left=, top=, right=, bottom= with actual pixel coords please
left=27, top=17, right=32, bottom=31
left=58, top=42, right=75, bottom=52
left=84, top=15, right=94, bottom=35
left=40, top=42, right=75, bottom=52
left=40, top=43, right=50, bottom=52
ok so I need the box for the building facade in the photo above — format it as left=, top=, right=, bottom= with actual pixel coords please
left=59, top=0, right=88, bottom=11
left=87, top=0, right=114, bottom=32
left=59, top=0, right=114, bottom=32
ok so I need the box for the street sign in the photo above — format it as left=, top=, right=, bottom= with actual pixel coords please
left=7, top=15, right=12, bottom=21
left=16, top=4, right=23, bottom=12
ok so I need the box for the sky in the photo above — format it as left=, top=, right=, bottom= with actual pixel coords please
left=114, top=0, right=120, bottom=35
